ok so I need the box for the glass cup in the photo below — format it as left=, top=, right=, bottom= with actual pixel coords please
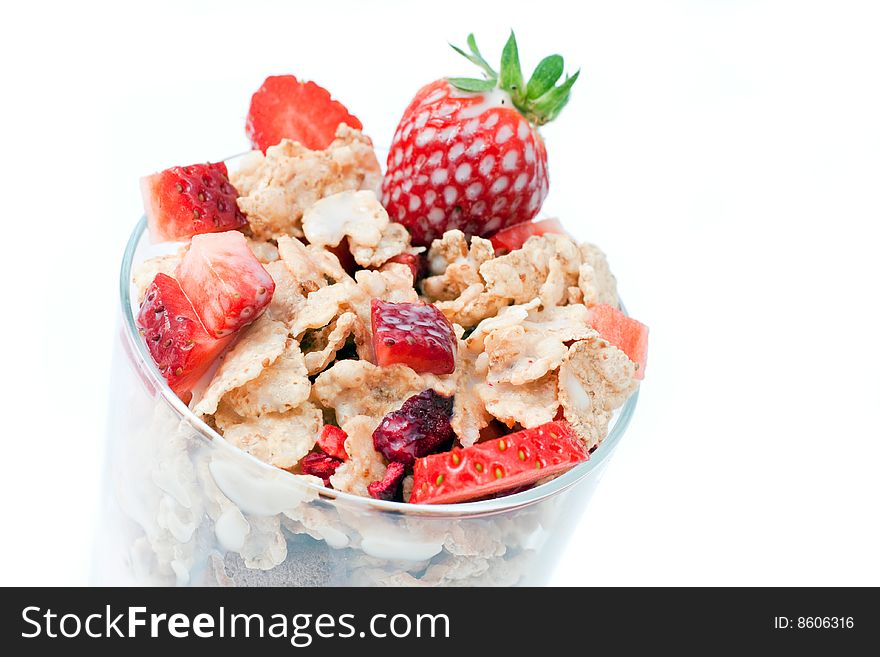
left=93, top=166, right=640, bottom=586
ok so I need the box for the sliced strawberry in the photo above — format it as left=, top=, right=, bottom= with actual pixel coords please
left=300, top=452, right=343, bottom=487
left=370, top=299, right=456, bottom=375
left=140, top=162, right=247, bottom=243
left=489, top=218, right=567, bottom=254
left=136, top=273, right=233, bottom=397
left=175, top=231, right=275, bottom=338
left=246, top=75, right=363, bottom=152
left=588, top=304, right=649, bottom=379
left=410, top=421, right=587, bottom=504
left=367, top=461, right=407, bottom=501
left=317, top=425, right=349, bottom=461
left=372, top=389, right=454, bottom=465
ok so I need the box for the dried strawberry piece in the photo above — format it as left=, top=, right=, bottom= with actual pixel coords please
left=301, top=452, right=343, bottom=486
left=317, top=425, right=348, bottom=461
left=370, top=299, right=456, bottom=375
left=367, top=462, right=407, bottom=501
left=372, top=389, right=454, bottom=465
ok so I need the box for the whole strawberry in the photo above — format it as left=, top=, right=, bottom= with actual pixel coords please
left=381, top=33, right=579, bottom=246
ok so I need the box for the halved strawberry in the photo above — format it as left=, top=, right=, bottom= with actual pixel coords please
left=317, top=425, right=349, bottom=461
left=136, top=273, right=233, bottom=397
left=140, top=162, right=247, bottom=243
left=410, top=421, right=587, bottom=504
left=370, top=299, right=456, bottom=375
left=246, top=75, right=363, bottom=152
left=588, top=304, right=649, bottom=379
left=175, top=231, right=275, bottom=338
left=489, top=218, right=567, bottom=254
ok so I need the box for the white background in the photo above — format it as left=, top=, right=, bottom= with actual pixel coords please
left=1, top=0, right=878, bottom=586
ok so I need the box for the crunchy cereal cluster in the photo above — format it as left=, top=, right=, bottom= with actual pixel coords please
left=134, top=129, right=638, bottom=501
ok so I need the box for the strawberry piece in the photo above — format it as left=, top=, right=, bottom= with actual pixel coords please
left=140, top=162, right=247, bottom=243
left=246, top=75, right=363, bottom=152
left=370, top=299, right=456, bottom=375
left=317, top=425, right=349, bottom=461
left=300, top=452, right=343, bottom=487
left=489, top=218, right=567, bottom=254
left=372, top=390, right=454, bottom=465
left=410, top=421, right=588, bottom=504
left=367, top=462, right=407, bottom=501
left=381, top=34, right=578, bottom=245
left=383, top=253, right=421, bottom=283
left=136, top=273, right=233, bottom=397
left=175, top=231, right=275, bottom=338
left=588, top=304, right=649, bottom=379
left=328, top=238, right=359, bottom=277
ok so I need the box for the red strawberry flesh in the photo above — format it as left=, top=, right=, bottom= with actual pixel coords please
left=370, top=299, right=456, bottom=375
left=246, top=75, right=363, bottom=152
left=489, top=218, right=567, bottom=254
left=410, top=421, right=588, bottom=504
left=367, top=461, right=407, bottom=501
left=175, top=231, right=275, bottom=338
left=136, top=273, right=233, bottom=397
left=372, top=389, right=454, bottom=466
left=384, top=253, right=421, bottom=283
left=301, top=452, right=343, bottom=487
left=317, top=425, right=349, bottom=461
left=140, top=162, right=247, bottom=243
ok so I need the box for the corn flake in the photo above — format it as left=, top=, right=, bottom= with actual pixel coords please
left=214, top=400, right=322, bottom=470
left=450, top=342, right=492, bottom=447
left=223, top=338, right=311, bottom=416
left=422, top=230, right=494, bottom=301
left=232, top=126, right=382, bottom=240
left=434, top=283, right=509, bottom=329
left=312, top=360, right=448, bottom=426
left=263, top=260, right=306, bottom=325
left=329, top=415, right=387, bottom=497
left=193, top=315, right=289, bottom=416
left=302, top=190, right=412, bottom=267
left=579, top=242, right=619, bottom=307
left=277, top=235, right=348, bottom=294
left=246, top=238, right=279, bottom=264
left=301, top=312, right=365, bottom=375
left=479, top=371, right=559, bottom=429
left=558, top=337, right=638, bottom=449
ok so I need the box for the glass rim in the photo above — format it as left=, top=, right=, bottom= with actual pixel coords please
left=119, top=209, right=639, bottom=519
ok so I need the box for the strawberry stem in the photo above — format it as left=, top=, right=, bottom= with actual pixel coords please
left=448, top=31, right=580, bottom=126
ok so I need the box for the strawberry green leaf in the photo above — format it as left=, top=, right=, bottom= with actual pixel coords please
left=467, top=33, right=498, bottom=78
left=447, top=77, right=498, bottom=92
left=530, top=70, right=580, bottom=124
left=450, top=34, right=497, bottom=79
left=499, top=31, right=525, bottom=101
left=526, top=55, right=564, bottom=100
